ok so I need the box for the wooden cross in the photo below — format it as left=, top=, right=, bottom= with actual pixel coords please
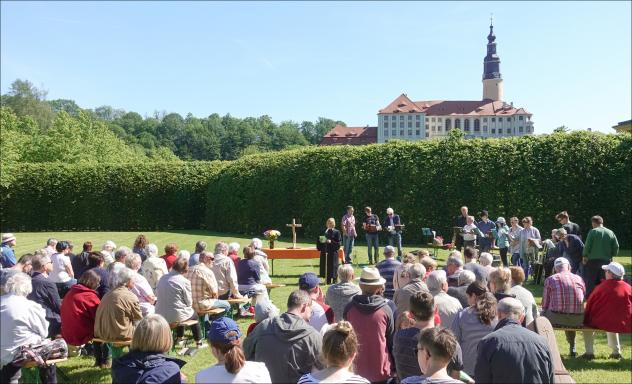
left=286, top=218, right=302, bottom=249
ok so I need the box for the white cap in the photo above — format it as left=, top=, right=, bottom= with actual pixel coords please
left=602, top=262, right=625, bottom=278
left=554, top=257, right=570, bottom=269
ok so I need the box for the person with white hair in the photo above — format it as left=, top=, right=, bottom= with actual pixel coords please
left=177, top=250, right=191, bottom=262
left=463, top=246, right=488, bottom=284
left=101, top=240, right=116, bottom=266
left=189, top=240, right=207, bottom=268
left=475, top=298, right=553, bottom=383
left=246, top=287, right=280, bottom=336
left=447, top=269, right=476, bottom=308
left=140, top=243, right=168, bottom=290
left=1, top=272, right=55, bottom=383
left=108, top=246, right=133, bottom=273
left=427, top=270, right=462, bottom=329
left=325, top=264, right=361, bottom=322
left=250, top=238, right=271, bottom=285
left=94, top=265, right=142, bottom=341
left=479, top=252, right=495, bottom=274
left=393, top=253, right=417, bottom=290
left=211, top=242, right=243, bottom=300
left=227, top=242, right=241, bottom=269
left=541, top=258, right=585, bottom=357
left=394, top=263, right=429, bottom=315
left=445, top=255, right=464, bottom=288
left=125, top=253, right=156, bottom=316
left=44, top=238, right=58, bottom=257
left=383, top=207, right=403, bottom=258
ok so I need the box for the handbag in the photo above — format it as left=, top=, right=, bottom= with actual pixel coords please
left=11, top=338, right=68, bottom=367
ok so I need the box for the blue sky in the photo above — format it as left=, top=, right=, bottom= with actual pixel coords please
left=1, top=1, right=630, bottom=133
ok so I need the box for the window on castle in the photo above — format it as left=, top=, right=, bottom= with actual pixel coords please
left=483, top=117, right=488, bottom=122
left=425, top=124, right=429, bottom=129
left=474, top=119, right=480, bottom=132
left=445, top=119, right=452, bottom=130
left=383, top=122, right=388, bottom=128
left=416, top=129, right=420, bottom=135
left=400, top=130, right=404, bottom=136
left=464, top=119, right=470, bottom=131
left=408, top=115, right=413, bottom=120
left=519, top=126, right=524, bottom=133
left=400, top=115, right=404, bottom=120
left=498, top=128, right=503, bottom=134
left=400, top=122, right=404, bottom=128
left=491, top=117, right=496, bottom=122
left=431, top=117, right=436, bottom=122
left=425, top=132, right=429, bottom=137
left=519, top=115, right=524, bottom=120
left=384, top=129, right=389, bottom=136
left=498, top=117, right=503, bottom=122
left=416, top=122, right=420, bottom=128
left=483, top=125, right=488, bottom=132
left=438, top=117, right=442, bottom=122
left=408, top=129, right=413, bottom=135
left=455, top=119, right=461, bottom=129
left=416, top=115, right=421, bottom=120
left=492, top=128, right=496, bottom=134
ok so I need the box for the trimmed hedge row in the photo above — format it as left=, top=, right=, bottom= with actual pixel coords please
left=206, top=132, right=632, bottom=247
left=1, top=161, right=225, bottom=231
left=2, top=133, right=630, bottom=247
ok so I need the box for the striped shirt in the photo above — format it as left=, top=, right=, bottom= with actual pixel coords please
left=298, top=372, right=370, bottom=384
left=542, top=271, right=585, bottom=314
left=376, top=258, right=401, bottom=300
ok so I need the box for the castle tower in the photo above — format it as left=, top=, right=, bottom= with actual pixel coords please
left=482, top=18, right=503, bottom=101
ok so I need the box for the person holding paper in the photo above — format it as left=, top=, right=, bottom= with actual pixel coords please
left=319, top=218, right=342, bottom=284
left=384, top=207, right=404, bottom=259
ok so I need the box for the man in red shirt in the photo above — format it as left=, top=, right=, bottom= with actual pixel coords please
left=582, top=262, right=631, bottom=360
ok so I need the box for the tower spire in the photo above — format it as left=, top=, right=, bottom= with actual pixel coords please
left=482, top=18, right=503, bottom=101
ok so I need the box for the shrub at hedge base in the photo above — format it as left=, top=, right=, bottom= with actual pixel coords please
left=206, top=132, right=631, bottom=247
left=1, top=161, right=225, bottom=231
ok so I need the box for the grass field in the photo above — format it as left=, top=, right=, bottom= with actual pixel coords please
left=10, top=230, right=632, bottom=383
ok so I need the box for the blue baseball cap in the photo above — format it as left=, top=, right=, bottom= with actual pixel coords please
left=207, top=317, right=241, bottom=343
left=298, top=272, right=320, bottom=290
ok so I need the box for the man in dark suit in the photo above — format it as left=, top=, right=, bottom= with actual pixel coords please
left=319, top=218, right=341, bottom=284
left=383, top=207, right=403, bottom=258
left=455, top=206, right=469, bottom=251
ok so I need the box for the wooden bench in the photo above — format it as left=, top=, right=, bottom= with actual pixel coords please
left=553, top=326, right=600, bottom=333
left=264, top=283, right=286, bottom=289
left=168, top=319, right=200, bottom=353
left=22, top=358, right=68, bottom=369
left=91, top=338, right=132, bottom=359
left=22, top=358, right=69, bottom=383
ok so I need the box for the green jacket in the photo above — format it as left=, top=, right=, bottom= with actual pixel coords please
left=583, top=226, right=619, bottom=260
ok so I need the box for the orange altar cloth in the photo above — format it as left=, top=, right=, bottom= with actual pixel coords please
left=262, top=248, right=345, bottom=275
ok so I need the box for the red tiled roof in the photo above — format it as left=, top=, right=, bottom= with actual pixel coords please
left=320, top=125, right=377, bottom=146
left=378, top=94, right=531, bottom=116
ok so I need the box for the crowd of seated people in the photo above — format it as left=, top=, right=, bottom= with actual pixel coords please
left=0, top=226, right=628, bottom=384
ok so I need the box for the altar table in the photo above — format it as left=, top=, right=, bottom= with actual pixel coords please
left=262, top=248, right=345, bottom=275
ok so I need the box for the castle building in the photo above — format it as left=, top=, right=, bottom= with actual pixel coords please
left=321, top=21, right=534, bottom=146
left=377, top=21, right=533, bottom=143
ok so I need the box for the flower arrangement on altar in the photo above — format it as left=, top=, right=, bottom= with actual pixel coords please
left=264, top=229, right=281, bottom=248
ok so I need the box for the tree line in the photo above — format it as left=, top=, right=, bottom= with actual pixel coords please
left=0, top=79, right=344, bottom=163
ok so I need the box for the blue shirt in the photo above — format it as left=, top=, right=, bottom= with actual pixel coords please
left=0, top=245, right=16, bottom=268
left=237, top=258, right=261, bottom=287
left=376, top=258, right=401, bottom=300
left=189, top=253, right=200, bottom=267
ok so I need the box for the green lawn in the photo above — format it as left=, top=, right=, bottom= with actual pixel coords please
left=10, top=231, right=632, bottom=383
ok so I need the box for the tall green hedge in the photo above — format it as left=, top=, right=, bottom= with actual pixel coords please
left=2, top=133, right=630, bottom=248
left=1, top=161, right=225, bottom=231
left=205, top=132, right=632, bottom=247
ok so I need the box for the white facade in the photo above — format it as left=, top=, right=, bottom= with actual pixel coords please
left=378, top=112, right=533, bottom=143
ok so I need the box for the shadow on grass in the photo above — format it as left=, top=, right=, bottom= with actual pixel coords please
left=58, top=356, right=111, bottom=384
left=562, top=357, right=632, bottom=372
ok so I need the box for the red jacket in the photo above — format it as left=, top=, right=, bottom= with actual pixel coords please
left=161, top=254, right=177, bottom=270
left=61, top=284, right=101, bottom=346
left=584, top=279, right=632, bottom=333
left=228, top=251, right=240, bottom=270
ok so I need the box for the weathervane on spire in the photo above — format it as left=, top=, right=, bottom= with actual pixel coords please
left=490, top=13, right=494, bottom=26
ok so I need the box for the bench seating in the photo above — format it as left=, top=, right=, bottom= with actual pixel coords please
left=22, top=358, right=68, bottom=369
